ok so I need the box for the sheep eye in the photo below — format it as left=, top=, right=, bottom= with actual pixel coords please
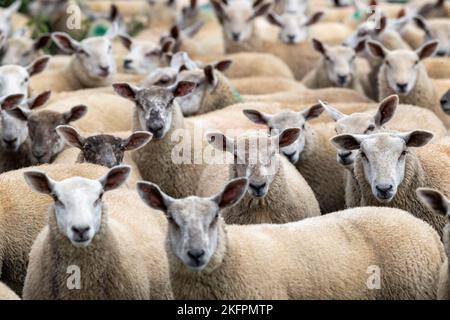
left=365, top=125, right=375, bottom=133
left=302, top=124, right=305, bottom=130
left=414, top=60, right=419, bottom=66
left=385, top=61, right=390, bottom=67
left=400, top=150, right=407, bottom=157
left=360, top=152, right=367, bottom=159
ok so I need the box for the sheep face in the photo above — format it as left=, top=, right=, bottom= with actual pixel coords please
left=332, top=131, right=433, bottom=203
left=243, top=104, right=323, bottom=164
left=113, top=82, right=195, bottom=139
left=212, top=0, right=271, bottom=43
left=137, top=178, right=248, bottom=270
left=142, top=67, right=178, bottom=88
left=0, top=93, right=25, bottom=151
left=119, top=35, right=165, bottom=74
left=56, top=126, right=152, bottom=168
left=367, top=40, right=439, bottom=95
left=24, top=166, right=130, bottom=248
left=441, top=89, right=450, bottom=114
left=0, top=1, right=20, bottom=40
left=267, top=11, right=323, bottom=44
left=28, top=0, right=68, bottom=20
left=322, top=95, right=398, bottom=168
left=52, top=32, right=117, bottom=80
left=1, top=34, right=51, bottom=66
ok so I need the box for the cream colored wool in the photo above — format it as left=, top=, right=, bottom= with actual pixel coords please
left=231, top=77, right=306, bottom=95
left=309, top=22, right=353, bottom=45
left=0, top=281, right=19, bottom=300
left=23, top=189, right=171, bottom=300
left=438, top=222, right=450, bottom=299
left=424, top=58, right=450, bottom=79
left=169, top=207, right=445, bottom=299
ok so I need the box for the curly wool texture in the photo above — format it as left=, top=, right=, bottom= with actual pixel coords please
left=169, top=207, right=444, bottom=299
left=0, top=281, right=19, bottom=300
left=348, top=145, right=450, bottom=236
left=23, top=191, right=172, bottom=300
left=438, top=223, right=450, bottom=300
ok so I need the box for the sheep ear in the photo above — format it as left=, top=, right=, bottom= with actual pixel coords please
left=113, top=83, right=139, bottom=100
left=401, top=130, right=434, bottom=148
left=213, top=178, right=248, bottom=209
left=137, top=181, right=173, bottom=213
left=204, top=65, right=217, bottom=88
left=413, top=16, right=432, bottom=39
left=24, top=171, right=54, bottom=195
left=5, top=1, right=21, bottom=18
left=366, top=40, right=388, bottom=59
left=206, top=131, right=235, bottom=154
left=161, top=38, right=175, bottom=55
left=319, top=100, right=345, bottom=121
left=184, top=21, right=204, bottom=38
left=118, top=34, right=133, bottom=50
left=33, top=34, right=52, bottom=51
left=331, top=134, right=364, bottom=150
left=64, top=105, right=87, bottom=123
left=0, top=94, right=24, bottom=110
left=374, top=95, right=398, bottom=127
left=27, top=55, right=50, bottom=77
left=302, top=103, right=324, bottom=121
left=213, top=60, right=232, bottom=72
left=250, top=2, right=271, bottom=20
left=123, top=131, right=153, bottom=151
left=99, top=165, right=131, bottom=191
left=305, top=11, right=324, bottom=26
left=56, top=125, right=84, bottom=149
left=375, top=15, right=387, bottom=35
left=170, top=81, right=196, bottom=97
left=267, top=13, right=283, bottom=27
left=354, top=39, right=367, bottom=53
left=243, top=109, right=270, bottom=125
left=52, top=32, right=81, bottom=54
left=417, top=188, right=449, bottom=217
left=27, top=90, right=51, bottom=109
left=211, top=0, right=228, bottom=21
left=417, top=41, right=439, bottom=60
left=277, top=128, right=301, bottom=148
left=105, top=21, right=120, bottom=39
left=312, top=38, right=327, bottom=55
left=6, top=107, right=30, bottom=122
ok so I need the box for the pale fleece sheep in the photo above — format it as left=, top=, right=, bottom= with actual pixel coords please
left=231, top=77, right=306, bottom=95
left=22, top=166, right=172, bottom=300
left=198, top=130, right=320, bottom=224
left=0, top=281, right=19, bottom=300
left=137, top=178, right=445, bottom=299
left=332, top=130, right=450, bottom=236
left=367, top=40, right=450, bottom=128
left=0, top=163, right=113, bottom=294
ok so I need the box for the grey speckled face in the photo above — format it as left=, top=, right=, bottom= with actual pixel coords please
left=82, top=135, right=125, bottom=168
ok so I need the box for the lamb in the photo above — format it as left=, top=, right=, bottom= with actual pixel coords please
left=416, top=187, right=450, bottom=300
left=137, top=178, right=445, bottom=299
left=243, top=105, right=347, bottom=213
left=198, top=129, right=320, bottom=224
left=0, top=282, right=19, bottom=300
left=302, top=38, right=366, bottom=94
left=22, top=166, right=172, bottom=299
left=212, top=0, right=322, bottom=80
left=366, top=40, right=450, bottom=127
left=54, top=126, right=151, bottom=188
left=0, top=31, right=51, bottom=66
left=331, top=130, right=450, bottom=236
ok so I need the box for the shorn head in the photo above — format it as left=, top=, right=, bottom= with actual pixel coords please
left=206, top=129, right=300, bottom=198
left=24, top=166, right=131, bottom=248
left=441, top=89, right=450, bottom=115
left=243, top=104, right=324, bottom=164
left=331, top=130, right=434, bottom=203
left=52, top=25, right=118, bottom=80
left=322, top=95, right=399, bottom=167
left=8, top=105, right=87, bottom=164
left=1, top=31, right=51, bottom=66
left=137, top=177, right=248, bottom=270
left=56, top=125, right=152, bottom=168
left=211, top=0, right=271, bottom=43
left=311, top=38, right=366, bottom=87
left=113, top=81, right=195, bottom=139
left=267, top=11, right=324, bottom=44
left=367, top=40, right=439, bottom=95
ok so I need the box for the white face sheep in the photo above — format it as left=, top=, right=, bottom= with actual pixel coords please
left=24, top=166, right=130, bottom=248
left=331, top=130, right=434, bottom=203
left=211, top=0, right=271, bottom=43
left=0, top=1, right=20, bottom=40
left=56, top=125, right=152, bottom=168
left=1, top=32, right=51, bottom=66
left=367, top=40, right=439, bottom=95
left=137, top=177, right=248, bottom=270
left=267, top=11, right=324, bottom=44
left=242, top=104, right=323, bottom=164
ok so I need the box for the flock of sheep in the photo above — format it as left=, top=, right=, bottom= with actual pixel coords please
left=0, top=0, right=449, bottom=300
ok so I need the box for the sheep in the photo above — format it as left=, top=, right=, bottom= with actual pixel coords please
left=331, top=130, right=450, bottom=236
left=7, top=104, right=88, bottom=165
left=212, top=0, right=322, bottom=80
left=414, top=16, right=450, bottom=57
left=231, top=76, right=306, bottom=95
left=54, top=126, right=151, bottom=188
left=242, top=104, right=347, bottom=213
left=137, top=178, right=445, bottom=299
left=0, top=31, right=51, bottom=66
left=22, top=165, right=172, bottom=300
left=198, top=129, right=320, bottom=224
left=0, top=282, right=19, bottom=300
left=416, top=188, right=450, bottom=300
left=366, top=39, right=450, bottom=128
left=302, top=38, right=366, bottom=94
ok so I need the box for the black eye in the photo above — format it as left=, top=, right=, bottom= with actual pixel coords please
left=360, top=152, right=367, bottom=159
left=302, top=124, right=305, bottom=130
left=414, top=60, right=419, bottom=66
left=400, top=150, right=407, bottom=157
left=385, top=61, right=391, bottom=68
left=365, top=125, right=375, bottom=133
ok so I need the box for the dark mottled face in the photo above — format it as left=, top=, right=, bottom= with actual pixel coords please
left=82, top=135, right=125, bottom=168
left=135, top=87, right=174, bottom=139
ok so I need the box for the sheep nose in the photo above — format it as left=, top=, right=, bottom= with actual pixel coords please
left=187, top=249, right=205, bottom=263
left=287, top=35, right=296, bottom=43
left=33, top=151, right=47, bottom=161
left=249, top=183, right=267, bottom=197
left=123, top=59, right=132, bottom=68
left=396, top=83, right=408, bottom=93
left=3, top=137, right=17, bottom=147
left=337, top=75, right=348, bottom=85
left=441, top=97, right=448, bottom=108
left=231, top=32, right=240, bottom=42
left=283, top=151, right=297, bottom=163
left=375, top=184, right=394, bottom=199
left=99, top=65, right=110, bottom=75
left=148, top=123, right=164, bottom=138
left=71, top=226, right=91, bottom=241
left=436, top=50, right=446, bottom=57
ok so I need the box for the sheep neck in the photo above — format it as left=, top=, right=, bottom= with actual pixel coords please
left=67, top=57, right=113, bottom=89
left=200, top=71, right=242, bottom=114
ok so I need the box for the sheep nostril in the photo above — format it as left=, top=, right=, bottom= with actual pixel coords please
left=71, top=226, right=91, bottom=240
left=397, top=83, right=408, bottom=92
left=231, top=32, right=240, bottom=42
left=187, top=249, right=205, bottom=262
